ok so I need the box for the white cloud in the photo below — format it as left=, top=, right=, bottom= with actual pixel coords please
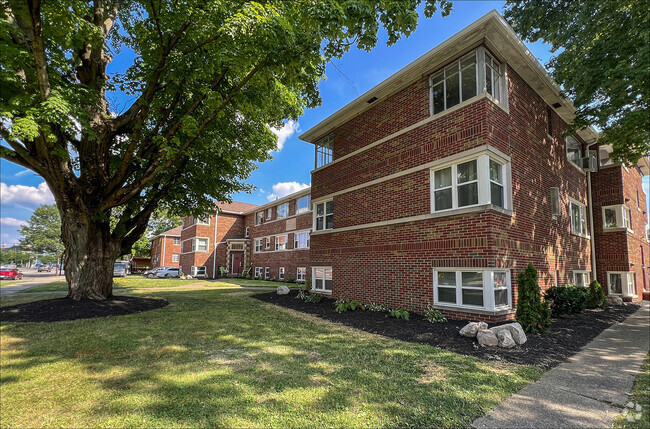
left=0, top=182, right=54, bottom=207
left=14, top=169, right=32, bottom=177
left=270, top=120, right=299, bottom=151
left=0, top=217, right=28, bottom=227
left=266, top=181, right=310, bottom=201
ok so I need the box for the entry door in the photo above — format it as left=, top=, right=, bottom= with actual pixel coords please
left=231, top=253, right=243, bottom=275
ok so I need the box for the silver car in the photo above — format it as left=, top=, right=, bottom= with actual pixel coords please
left=113, top=262, right=129, bottom=277
left=156, top=267, right=180, bottom=278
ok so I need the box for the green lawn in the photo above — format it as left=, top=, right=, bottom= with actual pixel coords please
left=20, top=277, right=299, bottom=293
left=613, top=354, right=649, bottom=428
left=0, top=289, right=542, bottom=428
left=0, top=280, right=24, bottom=287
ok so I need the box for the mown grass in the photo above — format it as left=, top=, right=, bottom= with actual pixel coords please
left=612, top=354, right=650, bottom=428
left=0, top=289, right=543, bottom=428
left=0, top=280, right=24, bottom=287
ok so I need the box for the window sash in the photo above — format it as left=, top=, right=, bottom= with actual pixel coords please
left=566, top=136, right=582, bottom=165
left=277, top=203, right=289, bottom=218
left=312, top=267, right=332, bottom=292
left=275, top=235, right=288, bottom=251
left=172, top=254, right=179, bottom=262
left=602, top=205, right=632, bottom=230
left=279, top=267, right=285, bottom=279
left=173, top=238, right=180, bottom=245
left=297, top=267, right=306, bottom=281
left=294, top=231, right=310, bottom=249
left=255, top=211, right=264, bottom=225
left=265, top=238, right=271, bottom=250
left=434, top=269, right=511, bottom=310
left=254, top=267, right=263, bottom=278
left=570, top=202, right=587, bottom=235
left=254, top=239, right=262, bottom=252
left=315, top=201, right=333, bottom=231
left=573, top=271, right=590, bottom=287
left=191, top=266, right=206, bottom=276
left=296, top=196, right=311, bottom=214
left=264, top=267, right=269, bottom=279
left=193, top=238, right=208, bottom=252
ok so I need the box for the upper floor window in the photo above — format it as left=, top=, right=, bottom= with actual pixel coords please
left=192, top=238, right=209, bottom=252
left=431, top=153, right=510, bottom=213
left=173, top=237, right=180, bottom=245
left=603, top=205, right=632, bottom=231
left=266, top=208, right=272, bottom=220
left=566, top=136, right=582, bottom=166
left=277, top=203, right=289, bottom=218
left=296, top=195, right=311, bottom=214
left=245, top=227, right=249, bottom=237
left=265, top=237, right=271, bottom=250
left=275, top=235, right=288, bottom=251
left=315, top=200, right=333, bottom=231
left=294, top=231, right=310, bottom=249
left=570, top=200, right=588, bottom=237
left=254, top=239, right=262, bottom=253
left=315, top=134, right=333, bottom=168
left=172, top=254, right=179, bottom=262
left=429, top=47, right=505, bottom=115
left=255, top=211, right=264, bottom=225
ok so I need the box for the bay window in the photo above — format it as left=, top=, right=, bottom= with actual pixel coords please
left=603, top=205, right=632, bottom=231
left=434, top=269, right=511, bottom=311
left=312, top=267, right=333, bottom=293
left=570, top=200, right=588, bottom=236
left=315, top=200, right=333, bottom=231
left=573, top=271, right=591, bottom=287
left=607, top=271, right=636, bottom=297
left=489, top=160, right=505, bottom=208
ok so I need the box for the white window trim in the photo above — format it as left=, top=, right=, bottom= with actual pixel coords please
left=313, top=200, right=334, bottom=232
left=254, top=239, right=263, bottom=253
left=566, top=136, right=585, bottom=173
left=602, top=204, right=633, bottom=233
left=569, top=198, right=590, bottom=238
left=191, top=266, right=206, bottom=277
left=172, top=254, right=179, bottom=262
left=245, top=227, right=250, bottom=238
left=296, top=196, right=311, bottom=215
left=255, top=211, right=265, bottom=226
left=265, top=237, right=271, bottom=250
left=297, top=267, right=306, bottom=282
left=266, top=208, right=272, bottom=220
left=274, top=234, right=288, bottom=251
left=572, top=270, right=591, bottom=287
left=312, top=266, right=333, bottom=294
left=430, top=152, right=512, bottom=214
left=192, top=237, right=209, bottom=253
left=264, top=267, right=270, bottom=279
left=173, top=237, right=181, bottom=245
left=279, top=267, right=285, bottom=280
left=433, top=268, right=512, bottom=312
left=607, top=271, right=636, bottom=298
left=294, top=230, right=311, bottom=249
left=254, top=267, right=263, bottom=278
left=195, top=215, right=210, bottom=226
left=277, top=203, right=289, bottom=219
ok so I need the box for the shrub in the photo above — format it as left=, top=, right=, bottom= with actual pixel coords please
left=303, top=277, right=311, bottom=291
left=424, top=305, right=447, bottom=323
left=334, top=299, right=365, bottom=312
left=284, top=277, right=296, bottom=284
left=367, top=302, right=389, bottom=312
left=296, top=290, right=307, bottom=300
left=586, top=280, right=606, bottom=308
left=269, top=277, right=276, bottom=282
left=303, top=293, right=322, bottom=303
left=544, top=285, right=589, bottom=316
left=516, top=263, right=551, bottom=333
left=389, top=308, right=410, bottom=320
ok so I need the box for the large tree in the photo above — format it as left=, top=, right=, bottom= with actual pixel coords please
left=504, top=0, right=649, bottom=164
left=19, top=204, right=65, bottom=273
left=0, top=0, right=452, bottom=299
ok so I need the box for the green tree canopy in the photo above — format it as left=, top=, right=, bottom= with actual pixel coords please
left=504, top=0, right=649, bottom=164
left=19, top=204, right=65, bottom=259
left=0, top=0, right=452, bottom=299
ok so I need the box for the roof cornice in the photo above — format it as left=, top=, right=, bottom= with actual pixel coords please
left=243, top=187, right=311, bottom=214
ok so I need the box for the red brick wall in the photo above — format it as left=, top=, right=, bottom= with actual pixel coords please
left=150, top=236, right=181, bottom=268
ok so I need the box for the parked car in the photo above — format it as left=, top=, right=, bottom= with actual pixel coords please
left=142, top=267, right=166, bottom=278
left=156, top=267, right=180, bottom=278
left=113, top=262, right=131, bottom=277
left=0, top=267, right=23, bottom=280
left=37, top=265, right=51, bottom=272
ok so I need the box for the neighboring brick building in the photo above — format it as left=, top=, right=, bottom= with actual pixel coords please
left=150, top=226, right=181, bottom=268
left=178, top=11, right=649, bottom=320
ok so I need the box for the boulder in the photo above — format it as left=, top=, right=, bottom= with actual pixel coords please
left=497, top=330, right=516, bottom=348
left=477, top=329, right=498, bottom=347
left=276, top=286, right=290, bottom=295
left=459, top=321, right=488, bottom=338
left=606, top=295, right=623, bottom=306
left=491, top=322, right=527, bottom=345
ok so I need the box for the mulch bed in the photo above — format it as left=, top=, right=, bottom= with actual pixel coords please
left=253, top=291, right=641, bottom=369
left=0, top=296, right=169, bottom=323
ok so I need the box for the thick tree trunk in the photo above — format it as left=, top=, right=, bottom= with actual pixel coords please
left=61, top=210, right=120, bottom=300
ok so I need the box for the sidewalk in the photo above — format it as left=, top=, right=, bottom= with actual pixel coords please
left=472, top=302, right=650, bottom=428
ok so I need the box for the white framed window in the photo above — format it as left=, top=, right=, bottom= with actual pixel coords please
left=312, top=267, right=332, bottom=293
left=265, top=237, right=271, bottom=250
left=607, top=271, right=636, bottom=297
left=296, top=195, right=311, bottom=214
left=255, top=211, right=264, bottom=225
left=294, top=231, right=310, bottom=249
left=254, top=239, right=262, bottom=253
left=433, top=269, right=511, bottom=311
left=314, top=200, right=333, bottom=231
left=566, top=136, right=582, bottom=166
left=192, top=238, right=209, bottom=252
left=602, top=205, right=632, bottom=231
left=254, top=267, right=263, bottom=278
left=297, top=267, right=306, bottom=282
left=275, top=235, right=288, bottom=251
left=265, top=267, right=270, bottom=279
left=573, top=270, right=591, bottom=287
left=431, top=153, right=511, bottom=213
left=195, top=215, right=210, bottom=226
left=172, top=254, right=179, bottom=262
left=316, top=134, right=333, bottom=168
left=570, top=200, right=588, bottom=237
left=266, top=208, right=272, bottom=220
left=279, top=267, right=285, bottom=280
left=245, top=227, right=249, bottom=238
left=277, top=203, right=289, bottom=218
left=191, top=266, right=206, bottom=277
left=173, top=237, right=180, bottom=245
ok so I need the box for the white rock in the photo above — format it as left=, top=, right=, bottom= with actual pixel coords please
left=491, top=322, right=527, bottom=345
left=459, top=321, right=488, bottom=338
left=477, top=329, right=498, bottom=347
left=497, top=330, right=516, bottom=348
left=276, top=286, right=290, bottom=295
left=606, top=295, right=624, bottom=306
left=626, top=401, right=635, bottom=409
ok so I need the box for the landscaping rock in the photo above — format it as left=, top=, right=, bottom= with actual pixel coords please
left=497, top=329, right=516, bottom=348
left=491, top=322, right=527, bottom=345
left=606, top=295, right=623, bottom=306
left=477, top=329, right=498, bottom=347
left=276, top=286, right=290, bottom=295
left=459, top=321, right=488, bottom=338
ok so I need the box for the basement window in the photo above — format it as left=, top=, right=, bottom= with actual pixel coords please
left=434, top=269, right=511, bottom=311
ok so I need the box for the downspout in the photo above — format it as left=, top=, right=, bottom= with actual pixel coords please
left=161, top=235, right=166, bottom=268
left=587, top=142, right=598, bottom=281
left=212, top=212, right=218, bottom=279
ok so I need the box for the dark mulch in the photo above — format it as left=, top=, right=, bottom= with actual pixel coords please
left=253, top=291, right=641, bottom=369
left=0, top=296, right=169, bottom=323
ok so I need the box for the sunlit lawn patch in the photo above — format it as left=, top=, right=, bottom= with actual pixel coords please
left=0, top=280, right=24, bottom=287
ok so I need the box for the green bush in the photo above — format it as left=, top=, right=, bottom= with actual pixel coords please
left=586, top=280, right=606, bottom=308
left=515, top=263, right=551, bottom=333
left=424, top=305, right=447, bottom=323
left=544, top=285, right=589, bottom=316
left=367, top=302, right=389, bottom=312
left=334, top=299, right=365, bottom=312
left=389, top=308, right=410, bottom=320
left=303, top=293, right=322, bottom=303
left=303, top=277, right=311, bottom=291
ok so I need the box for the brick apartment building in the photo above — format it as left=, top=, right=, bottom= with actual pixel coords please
left=150, top=226, right=181, bottom=268
left=154, top=11, right=649, bottom=321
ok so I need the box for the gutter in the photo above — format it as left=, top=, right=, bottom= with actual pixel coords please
left=587, top=142, right=598, bottom=281
left=212, top=212, right=218, bottom=278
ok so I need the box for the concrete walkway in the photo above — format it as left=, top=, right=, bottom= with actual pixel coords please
left=473, top=303, right=650, bottom=428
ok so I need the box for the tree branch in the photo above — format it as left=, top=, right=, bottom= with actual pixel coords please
left=27, top=0, right=50, bottom=100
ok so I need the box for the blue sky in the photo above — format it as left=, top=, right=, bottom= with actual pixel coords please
left=1, top=1, right=648, bottom=246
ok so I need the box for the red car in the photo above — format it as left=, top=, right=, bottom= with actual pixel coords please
left=0, top=267, right=23, bottom=280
